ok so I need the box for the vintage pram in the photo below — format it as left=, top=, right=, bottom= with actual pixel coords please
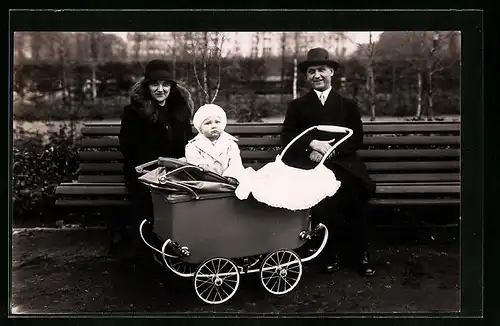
left=136, top=125, right=353, bottom=305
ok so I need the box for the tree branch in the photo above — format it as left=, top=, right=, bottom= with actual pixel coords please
left=210, top=58, right=222, bottom=104
left=344, top=32, right=379, bottom=59
left=210, top=35, right=225, bottom=103
left=191, top=49, right=210, bottom=101
left=431, top=58, right=459, bottom=74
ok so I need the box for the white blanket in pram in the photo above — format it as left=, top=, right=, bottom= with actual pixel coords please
left=233, top=156, right=341, bottom=211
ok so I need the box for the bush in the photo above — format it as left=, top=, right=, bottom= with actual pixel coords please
left=12, top=124, right=80, bottom=221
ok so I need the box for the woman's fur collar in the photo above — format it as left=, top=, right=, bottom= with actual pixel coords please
left=129, top=77, right=194, bottom=123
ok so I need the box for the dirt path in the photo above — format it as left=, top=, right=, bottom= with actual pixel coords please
left=11, top=229, right=459, bottom=314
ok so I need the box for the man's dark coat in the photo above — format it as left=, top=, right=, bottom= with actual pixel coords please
left=281, top=89, right=375, bottom=197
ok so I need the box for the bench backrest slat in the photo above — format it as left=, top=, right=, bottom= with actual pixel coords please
left=80, top=135, right=460, bottom=149
left=81, top=121, right=460, bottom=137
left=78, top=148, right=460, bottom=162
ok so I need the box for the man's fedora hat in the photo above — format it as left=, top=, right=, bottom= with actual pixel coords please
left=298, top=47, right=340, bottom=73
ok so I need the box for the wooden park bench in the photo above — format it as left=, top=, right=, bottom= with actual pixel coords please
left=55, top=120, right=460, bottom=225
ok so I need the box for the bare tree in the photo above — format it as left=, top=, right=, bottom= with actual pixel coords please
left=346, top=32, right=378, bottom=120
left=13, top=33, right=28, bottom=104
left=293, top=32, right=300, bottom=99
left=377, top=31, right=461, bottom=120
left=170, top=32, right=180, bottom=80
left=129, top=32, right=145, bottom=62
left=280, top=32, right=287, bottom=104
left=422, top=31, right=460, bottom=120
left=189, top=32, right=226, bottom=105
left=89, top=32, right=100, bottom=103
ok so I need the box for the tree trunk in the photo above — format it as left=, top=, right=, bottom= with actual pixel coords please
left=293, top=32, right=299, bottom=99
left=203, top=32, right=209, bottom=103
left=91, top=62, right=97, bottom=104
left=391, top=64, right=397, bottom=112
left=172, top=52, right=177, bottom=81
left=427, top=66, right=434, bottom=120
left=280, top=33, right=286, bottom=104
left=416, top=70, right=422, bottom=119
left=367, top=64, right=376, bottom=121
left=293, top=57, right=298, bottom=99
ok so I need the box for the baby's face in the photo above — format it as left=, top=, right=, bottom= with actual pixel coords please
left=200, top=116, right=223, bottom=140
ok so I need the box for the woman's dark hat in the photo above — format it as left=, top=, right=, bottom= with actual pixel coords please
left=298, top=48, right=340, bottom=73
left=144, top=59, right=174, bottom=83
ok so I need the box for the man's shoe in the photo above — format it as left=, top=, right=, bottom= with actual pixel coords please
left=357, top=252, right=376, bottom=277
left=323, top=253, right=341, bottom=273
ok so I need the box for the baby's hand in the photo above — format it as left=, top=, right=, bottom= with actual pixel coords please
left=226, top=177, right=239, bottom=186
left=198, top=164, right=211, bottom=171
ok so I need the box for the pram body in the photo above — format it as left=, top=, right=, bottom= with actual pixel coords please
left=150, top=190, right=309, bottom=264
left=136, top=125, right=353, bottom=304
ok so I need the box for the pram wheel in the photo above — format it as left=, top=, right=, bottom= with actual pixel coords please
left=165, top=256, right=198, bottom=276
left=194, top=257, right=240, bottom=305
left=259, top=249, right=303, bottom=295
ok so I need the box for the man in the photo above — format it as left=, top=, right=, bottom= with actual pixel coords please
left=281, top=47, right=376, bottom=276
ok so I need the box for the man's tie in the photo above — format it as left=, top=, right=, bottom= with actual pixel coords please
left=320, top=93, right=326, bottom=106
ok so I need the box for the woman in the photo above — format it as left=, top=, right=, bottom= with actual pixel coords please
left=114, top=59, right=194, bottom=251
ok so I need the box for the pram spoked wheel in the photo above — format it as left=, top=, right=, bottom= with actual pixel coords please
left=165, top=256, right=198, bottom=275
left=194, top=257, right=240, bottom=304
left=259, top=249, right=303, bottom=295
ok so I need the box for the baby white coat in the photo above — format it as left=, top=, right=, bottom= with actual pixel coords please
left=185, top=132, right=245, bottom=178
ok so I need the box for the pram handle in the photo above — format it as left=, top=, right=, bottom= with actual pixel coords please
left=135, top=160, right=158, bottom=174
left=280, top=125, right=354, bottom=166
left=158, top=158, right=235, bottom=184
left=161, top=165, right=204, bottom=179
left=319, top=126, right=354, bottom=165
left=140, top=179, right=200, bottom=200
left=316, top=125, right=351, bottom=134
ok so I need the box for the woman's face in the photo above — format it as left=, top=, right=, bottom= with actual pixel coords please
left=148, top=80, right=171, bottom=104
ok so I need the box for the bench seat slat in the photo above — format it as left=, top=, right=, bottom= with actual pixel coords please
left=77, top=173, right=460, bottom=184
left=55, top=197, right=460, bottom=207
left=55, top=183, right=459, bottom=196
left=55, top=199, right=131, bottom=207
left=78, top=175, right=125, bottom=183
left=370, top=198, right=460, bottom=205
left=56, top=185, right=129, bottom=195
left=370, top=173, right=460, bottom=183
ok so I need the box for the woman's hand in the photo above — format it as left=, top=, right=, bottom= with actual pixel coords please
left=309, top=150, right=323, bottom=163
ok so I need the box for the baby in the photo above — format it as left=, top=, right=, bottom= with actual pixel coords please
left=185, top=104, right=245, bottom=183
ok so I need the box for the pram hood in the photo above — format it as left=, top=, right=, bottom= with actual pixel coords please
left=234, top=125, right=353, bottom=211
left=137, top=157, right=237, bottom=196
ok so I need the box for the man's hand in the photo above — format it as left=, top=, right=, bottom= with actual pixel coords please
left=309, top=150, right=323, bottom=163
left=309, top=140, right=333, bottom=155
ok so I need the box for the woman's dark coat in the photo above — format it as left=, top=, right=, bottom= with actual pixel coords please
left=281, top=89, right=376, bottom=197
left=119, top=79, right=195, bottom=220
